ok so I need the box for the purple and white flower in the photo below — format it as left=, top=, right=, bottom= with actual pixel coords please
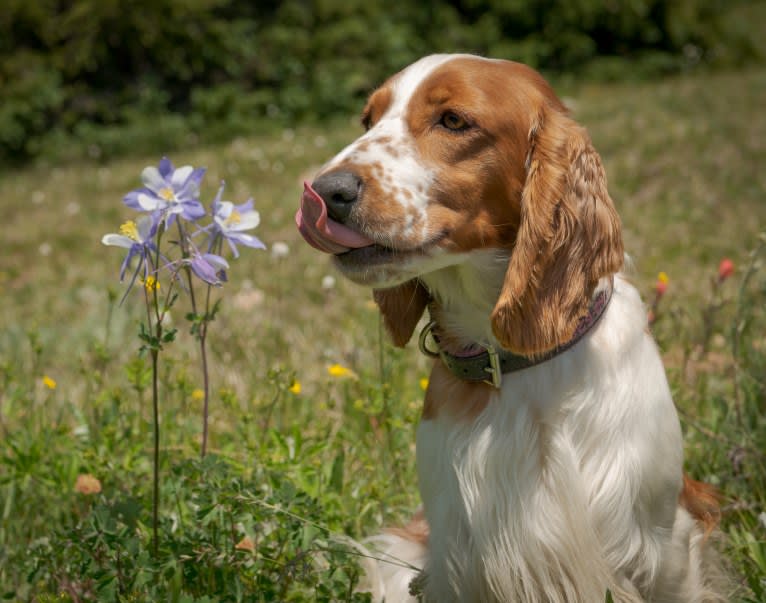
left=124, top=157, right=206, bottom=223
left=209, top=183, right=265, bottom=258
left=187, top=248, right=230, bottom=287
left=101, top=214, right=158, bottom=297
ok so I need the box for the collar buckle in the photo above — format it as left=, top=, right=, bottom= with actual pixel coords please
left=483, top=345, right=502, bottom=388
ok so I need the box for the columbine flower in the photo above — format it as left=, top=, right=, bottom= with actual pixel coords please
left=124, top=157, right=206, bottom=224
left=209, top=182, right=265, bottom=258
left=102, top=214, right=158, bottom=297
left=187, top=248, right=229, bottom=286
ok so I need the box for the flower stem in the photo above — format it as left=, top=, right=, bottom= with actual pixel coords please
left=150, top=346, right=160, bottom=558
left=200, top=284, right=212, bottom=457
left=199, top=238, right=220, bottom=458
left=148, top=224, right=165, bottom=559
left=175, top=221, right=211, bottom=457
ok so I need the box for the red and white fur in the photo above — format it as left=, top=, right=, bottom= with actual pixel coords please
left=303, top=55, right=724, bottom=602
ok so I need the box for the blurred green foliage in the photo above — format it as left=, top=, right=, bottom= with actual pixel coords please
left=0, top=0, right=760, bottom=164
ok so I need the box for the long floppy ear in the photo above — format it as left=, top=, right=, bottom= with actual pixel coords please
left=373, top=279, right=430, bottom=347
left=491, top=106, right=624, bottom=356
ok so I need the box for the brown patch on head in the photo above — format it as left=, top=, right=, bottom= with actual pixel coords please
left=361, top=86, right=393, bottom=130
left=354, top=140, right=371, bottom=154
left=398, top=58, right=566, bottom=256
left=384, top=143, right=400, bottom=158
left=422, top=360, right=493, bottom=421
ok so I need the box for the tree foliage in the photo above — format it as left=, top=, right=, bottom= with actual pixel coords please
left=0, top=0, right=759, bottom=162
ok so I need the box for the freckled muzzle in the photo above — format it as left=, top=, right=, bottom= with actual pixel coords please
left=295, top=181, right=375, bottom=254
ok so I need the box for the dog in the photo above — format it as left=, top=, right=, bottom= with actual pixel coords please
left=296, top=54, right=725, bottom=602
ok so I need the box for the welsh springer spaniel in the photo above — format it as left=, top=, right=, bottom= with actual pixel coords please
left=296, top=54, right=725, bottom=602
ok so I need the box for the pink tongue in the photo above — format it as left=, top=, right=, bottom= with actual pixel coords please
left=295, top=182, right=375, bottom=254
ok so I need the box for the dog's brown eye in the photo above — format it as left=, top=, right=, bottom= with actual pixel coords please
left=440, top=111, right=468, bottom=131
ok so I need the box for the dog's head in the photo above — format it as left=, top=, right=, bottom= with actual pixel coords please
left=297, top=54, right=623, bottom=356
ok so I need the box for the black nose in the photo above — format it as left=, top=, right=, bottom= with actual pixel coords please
left=311, top=171, right=361, bottom=224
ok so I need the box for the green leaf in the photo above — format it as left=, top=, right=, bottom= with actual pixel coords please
left=329, top=449, right=344, bottom=494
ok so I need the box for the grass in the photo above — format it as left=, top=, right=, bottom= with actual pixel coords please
left=0, top=64, right=765, bottom=600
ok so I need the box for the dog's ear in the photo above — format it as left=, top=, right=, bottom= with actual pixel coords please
left=491, top=107, right=623, bottom=356
left=373, top=279, right=430, bottom=347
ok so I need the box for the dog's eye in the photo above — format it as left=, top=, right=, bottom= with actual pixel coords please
left=440, top=111, right=469, bottom=131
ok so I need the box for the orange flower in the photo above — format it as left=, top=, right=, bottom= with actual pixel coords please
left=655, top=272, right=669, bottom=296
left=235, top=536, right=255, bottom=552
left=75, top=473, right=102, bottom=495
left=718, top=258, right=734, bottom=282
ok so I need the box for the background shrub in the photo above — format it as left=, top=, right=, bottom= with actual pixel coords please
left=0, top=0, right=761, bottom=164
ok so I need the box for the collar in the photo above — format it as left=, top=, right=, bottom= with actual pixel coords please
left=418, top=282, right=613, bottom=388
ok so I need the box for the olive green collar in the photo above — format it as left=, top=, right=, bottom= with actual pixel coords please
left=418, top=284, right=612, bottom=388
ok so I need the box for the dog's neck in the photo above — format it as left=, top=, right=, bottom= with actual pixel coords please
left=418, top=249, right=611, bottom=366
left=418, top=249, right=510, bottom=352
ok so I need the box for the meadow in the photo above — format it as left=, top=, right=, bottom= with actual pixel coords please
left=1, top=65, right=765, bottom=601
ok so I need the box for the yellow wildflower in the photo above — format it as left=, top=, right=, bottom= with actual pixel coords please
left=43, top=375, right=57, bottom=390
left=75, top=473, right=102, bottom=495
left=327, top=364, right=353, bottom=378
left=419, top=377, right=429, bottom=391
left=289, top=381, right=302, bottom=394
left=655, top=271, right=669, bottom=296
left=191, top=388, right=205, bottom=401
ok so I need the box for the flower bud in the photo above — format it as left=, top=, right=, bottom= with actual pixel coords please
left=718, top=258, right=734, bottom=282
left=655, top=272, right=669, bottom=296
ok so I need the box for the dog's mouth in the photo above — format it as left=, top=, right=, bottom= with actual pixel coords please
left=295, top=182, right=444, bottom=267
left=295, top=182, right=376, bottom=254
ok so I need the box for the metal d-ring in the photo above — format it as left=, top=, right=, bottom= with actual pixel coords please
left=418, top=320, right=441, bottom=359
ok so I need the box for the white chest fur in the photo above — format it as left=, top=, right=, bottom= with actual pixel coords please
left=415, top=276, right=684, bottom=602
